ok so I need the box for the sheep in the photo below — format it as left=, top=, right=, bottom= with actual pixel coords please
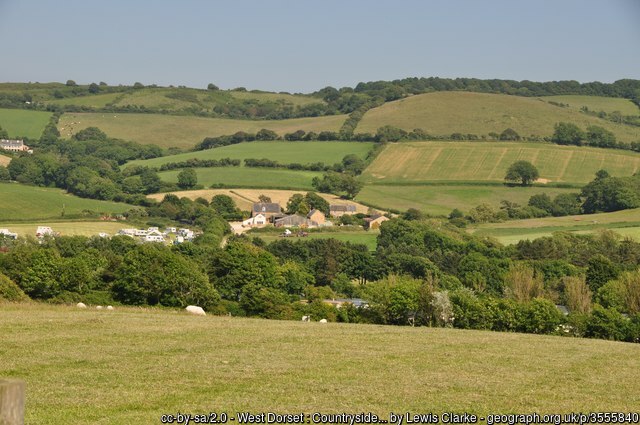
left=96, top=306, right=103, bottom=310
left=106, top=306, right=114, bottom=311
left=76, top=302, right=87, bottom=309
left=186, top=305, right=206, bottom=316
left=319, top=319, right=328, bottom=324
left=301, top=315, right=310, bottom=322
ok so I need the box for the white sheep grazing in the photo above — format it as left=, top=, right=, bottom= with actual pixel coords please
left=106, top=306, right=114, bottom=311
left=319, top=318, right=328, bottom=324
left=301, top=315, right=310, bottom=322
left=186, top=305, right=206, bottom=316
left=96, top=305, right=103, bottom=310
left=76, top=302, right=87, bottom=309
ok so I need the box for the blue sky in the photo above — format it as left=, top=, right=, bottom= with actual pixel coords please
left=1, top=0, right=638, bottom=92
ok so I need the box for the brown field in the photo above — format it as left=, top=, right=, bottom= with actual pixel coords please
left=148, top=189, right=371, bottom=213
left=0, top=154, right=10, bottom=166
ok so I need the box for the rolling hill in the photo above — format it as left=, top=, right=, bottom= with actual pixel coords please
left=356, top=92, right=640, bottom=142
left=362, top=141, right=640, bottom=184
left=58, top=112, right=347, bottom=149
left=0, top=183, right=132, bottom=221
left=541, top=95, right=640, bottom=115
left=2, top=304, right=639, bottom=424
left=127, top=141, right=374, bottom=169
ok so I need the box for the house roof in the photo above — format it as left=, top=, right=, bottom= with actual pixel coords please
left=252, top=202, right=281, bottom=213
left=275, top=214, right=314, bottom=226
left=330, top=204, right=356, bottom=212
left=0, top=139, right=24, bottom=147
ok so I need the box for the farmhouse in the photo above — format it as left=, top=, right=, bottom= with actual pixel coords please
left=364, top=214, right=389, bottom=230
left=330, top=204, right=356, bottom=217
left=242, top=213, right=267, bottom=228
left=0, top=139, right=30, bottom=152
left=252, top=202, right=282, bottom=221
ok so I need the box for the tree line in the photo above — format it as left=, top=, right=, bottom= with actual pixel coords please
left=2, top=213, right=640, bottom=343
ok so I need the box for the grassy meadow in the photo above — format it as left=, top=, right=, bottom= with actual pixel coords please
left=158, top=167, right=322, bottom=190
left=362, top=141, right=640, bottom=184
left=473, top=208, right=640, bottom=245
left=1, top=304, right=639, bottom=424
left=542, top=95, right=640, bottom=115
left=0, top=154, right=10, bottom=166
left=46, top=92, right=123, bottom=108
left=356, top=184, right=579, bottom=216
left=0, top=108, right=52, bottom=139
left=356, top=92, right=640, bottom=142
left=58, top=113, right=347, bottom=149
left=0, top=183, right=132, bottom=221
left=0, top=221, right=128, bottom=237
left=127, top=141, right=374, bottom=169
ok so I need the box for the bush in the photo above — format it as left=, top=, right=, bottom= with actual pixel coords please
left=0, top=272, right=29, bottom=302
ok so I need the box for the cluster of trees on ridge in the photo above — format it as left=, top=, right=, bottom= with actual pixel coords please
left=2, top=212, right=640, bottom=343
left=2, top=77, right=638, bottom=122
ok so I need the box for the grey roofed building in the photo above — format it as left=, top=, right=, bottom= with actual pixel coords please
left=251, top=202, right=282, bottom=218
left=0, top=139, right=29, bottom=152
left=274, top=214, right=316, bottom=228
left=329, top=204, right=357, bottom=217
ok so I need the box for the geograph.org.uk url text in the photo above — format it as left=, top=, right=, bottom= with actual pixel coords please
left=159, top=411, right=640, bottom=425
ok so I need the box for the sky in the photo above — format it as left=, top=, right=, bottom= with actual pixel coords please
left=1, top=0, right=639, bottom=93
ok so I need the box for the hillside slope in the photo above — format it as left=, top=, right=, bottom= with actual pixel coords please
left=357, top=92, right=640, bottom=142
left=58, top=112, right=347, bottom=149
left=362, top=141, right=640, bottom=184
left=127, top=141, right=373, bottom=169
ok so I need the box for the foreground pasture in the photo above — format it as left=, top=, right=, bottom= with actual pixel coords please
left=0, top=304, right=638, bottom=424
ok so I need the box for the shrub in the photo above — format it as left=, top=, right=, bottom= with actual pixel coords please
left=0, top=272, right=29, bottom=302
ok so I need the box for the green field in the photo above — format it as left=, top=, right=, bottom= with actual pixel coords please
left=158, top=167, right=322, bottom=190
left=0, top=108, right=52, bottom=139
left=362, top=142, right=640, bottom=184
left=473, top=208, right=640, bottom=245
left=0, top=183, right=132, bottom=221
left=58, top=113, right=347, bottom=149
left=542, top=95, right=640, bottom=115
left=356, top=184, right=579, bottom=216
left=0, top=221, right=128, bottom=237
left=127, top=141, right=374, bottom=169
left=47, top=93, right=123, bottom=108
left=356, top=92, right=640, bottom=142
left=255, top=230, right=379, bottom=251
left=1, top=304, right=639, bottom=424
